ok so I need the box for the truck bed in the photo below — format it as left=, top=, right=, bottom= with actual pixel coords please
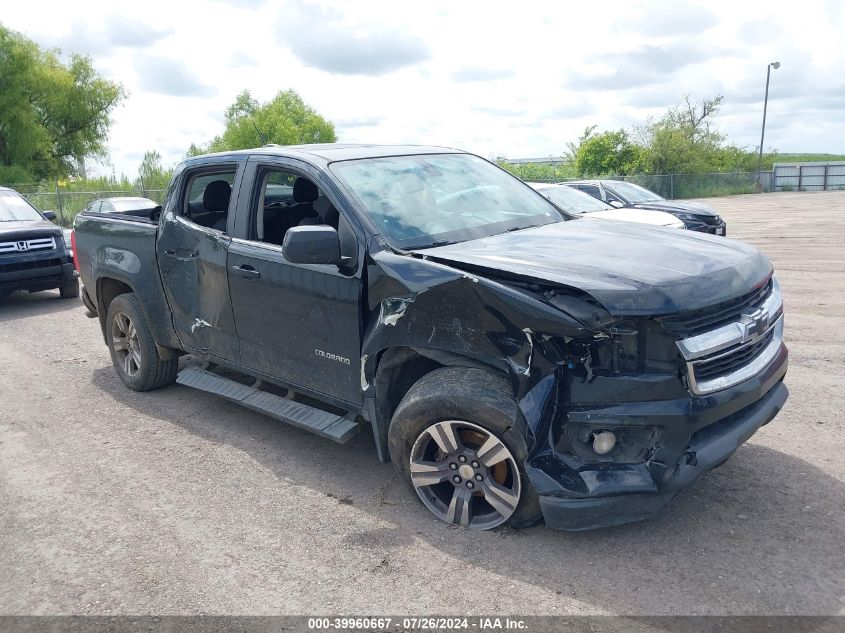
left=74, top=212, right=179, bottom=350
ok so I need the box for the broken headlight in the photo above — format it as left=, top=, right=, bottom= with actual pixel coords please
left=546, top=292, right=679, bottom=377
left=542, top=292, right=638, bottom=376
left=593, top=323, right=640, bottom=374
left=591, top=320, right=680, bottom=376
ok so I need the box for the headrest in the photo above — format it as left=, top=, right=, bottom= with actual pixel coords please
left=293, top=177, right=319, bottom=203
left=203, top=180, right=231, bottom=212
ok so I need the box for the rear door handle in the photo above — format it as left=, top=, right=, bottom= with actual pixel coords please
left=231, top=264, right=260, bottom=279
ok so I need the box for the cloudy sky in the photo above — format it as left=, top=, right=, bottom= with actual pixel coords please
left=4, top=0, right=844, bottom=177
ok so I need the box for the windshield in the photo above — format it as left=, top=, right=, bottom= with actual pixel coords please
left=536, top=185, right=613, bottom=213
left=606, top=181, right=664, bottom=203
left=0, top=191, right=43, bottom=222
left=330, top=154, right=563, bottom=249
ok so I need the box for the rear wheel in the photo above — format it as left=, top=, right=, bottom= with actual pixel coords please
left=106, top=293, right=177, bottom=391
left=389, top=367, right=542, bottom=530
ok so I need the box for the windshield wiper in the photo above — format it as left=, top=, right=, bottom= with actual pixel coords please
left=412, top=239, right=458, bottom=250
left=503, top=225, right=534, bottom=234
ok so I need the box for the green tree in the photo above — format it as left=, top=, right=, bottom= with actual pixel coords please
left=194, top=89, right=336, bottom=154
left=634, top=95, right=755, bottom=174
left=0, top=24, right=124, bottom=182
left=564, top=125, right=597, bottom=162
left=135, top=150, right=172, bottom=191
left=185, top=143, right=207, bottom=158
left=497, top=160, right=576, bottom=182
left=574, top=129, right=644, bottom=176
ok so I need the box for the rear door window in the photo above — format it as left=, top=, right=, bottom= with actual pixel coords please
left=182, top=170, right=237, bottom=232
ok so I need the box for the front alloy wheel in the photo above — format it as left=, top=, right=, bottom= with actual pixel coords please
left=409, top=420, right=521, bottom=530
left=111, top=311, right=141, bottom=377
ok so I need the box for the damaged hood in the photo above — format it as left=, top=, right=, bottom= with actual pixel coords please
left=422, top=220, right=772, bottom=316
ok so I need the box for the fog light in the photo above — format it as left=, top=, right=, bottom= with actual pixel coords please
left=592, top=431, right=617, bottom=455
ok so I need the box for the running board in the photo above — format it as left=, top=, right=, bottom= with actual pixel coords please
left=176, top=366, right=359, bottom=444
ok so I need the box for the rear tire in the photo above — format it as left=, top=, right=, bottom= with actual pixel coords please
left=59, top=277, right=80, bottom=298
left=388, top=367, right=542, bottom=530
left=106, top=292, right=177, bottom=391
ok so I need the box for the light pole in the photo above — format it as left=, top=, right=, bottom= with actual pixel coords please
left=757, top=61, right=780, bottom=189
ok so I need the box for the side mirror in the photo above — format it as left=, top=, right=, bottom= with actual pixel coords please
left=608, top=200, right=624, bottom=208
left=150, top=206, right=162, bottom=222
left=42, top=210, right=57, bottom=220
left=283, top=225, right=345, bottom=265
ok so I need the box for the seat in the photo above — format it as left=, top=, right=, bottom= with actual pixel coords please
left=261, top=177, right=320, bottom=243
left=313, top=195, right=340, bottom=227
left=288, top=177, right=319, bottom=225
left=299, top=195, right=340, bottom=227
left=309, top=195, right=357, bottom=265
left=203, top=180, right=231, bottom=231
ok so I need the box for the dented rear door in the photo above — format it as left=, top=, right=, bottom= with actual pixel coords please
left=156, top=163, right=243, bottom=362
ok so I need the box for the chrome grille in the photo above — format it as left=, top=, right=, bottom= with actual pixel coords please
left=660, top=278, right=773, bottom=337
left=0, top=236, right=56, bottom=254
left=676, top=278, right=784, bottom=395
left=693, top=328, right=776, bottom=381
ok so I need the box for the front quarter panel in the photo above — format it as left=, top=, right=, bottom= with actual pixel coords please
left=362, top=251, right=592, bottom=395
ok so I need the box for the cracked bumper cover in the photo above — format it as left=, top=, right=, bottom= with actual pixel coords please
left=526, top=341, right=788, bottom=531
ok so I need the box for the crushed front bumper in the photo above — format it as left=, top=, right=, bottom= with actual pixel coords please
left=526, top=342, right=788, bottom=531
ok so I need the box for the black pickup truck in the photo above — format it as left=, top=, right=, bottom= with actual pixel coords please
left=74, top=145, right=788, bottom=531
left=1, top=186, right=78, bottom=299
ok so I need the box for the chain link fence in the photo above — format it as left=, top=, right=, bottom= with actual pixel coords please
left=527, top=171, right=774, bottom=198
left=4, top=185, right=166, bottom=227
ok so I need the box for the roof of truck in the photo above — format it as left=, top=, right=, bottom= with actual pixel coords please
left=185, top=143, right=466, bottom=165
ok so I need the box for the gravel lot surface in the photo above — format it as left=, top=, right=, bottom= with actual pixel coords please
left=1, top=192, right=843, bottom=616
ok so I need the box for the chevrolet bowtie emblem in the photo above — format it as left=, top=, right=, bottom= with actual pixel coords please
left=740, top=308, right=769, bottom=342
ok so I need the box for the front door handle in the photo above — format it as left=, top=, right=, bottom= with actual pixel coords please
left=231, top=264, right=260, bottom=280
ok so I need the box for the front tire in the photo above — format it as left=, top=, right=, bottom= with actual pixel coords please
left=106, top=293, right=177, bottom=391
left=388, top=367, right=542, bottom=530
